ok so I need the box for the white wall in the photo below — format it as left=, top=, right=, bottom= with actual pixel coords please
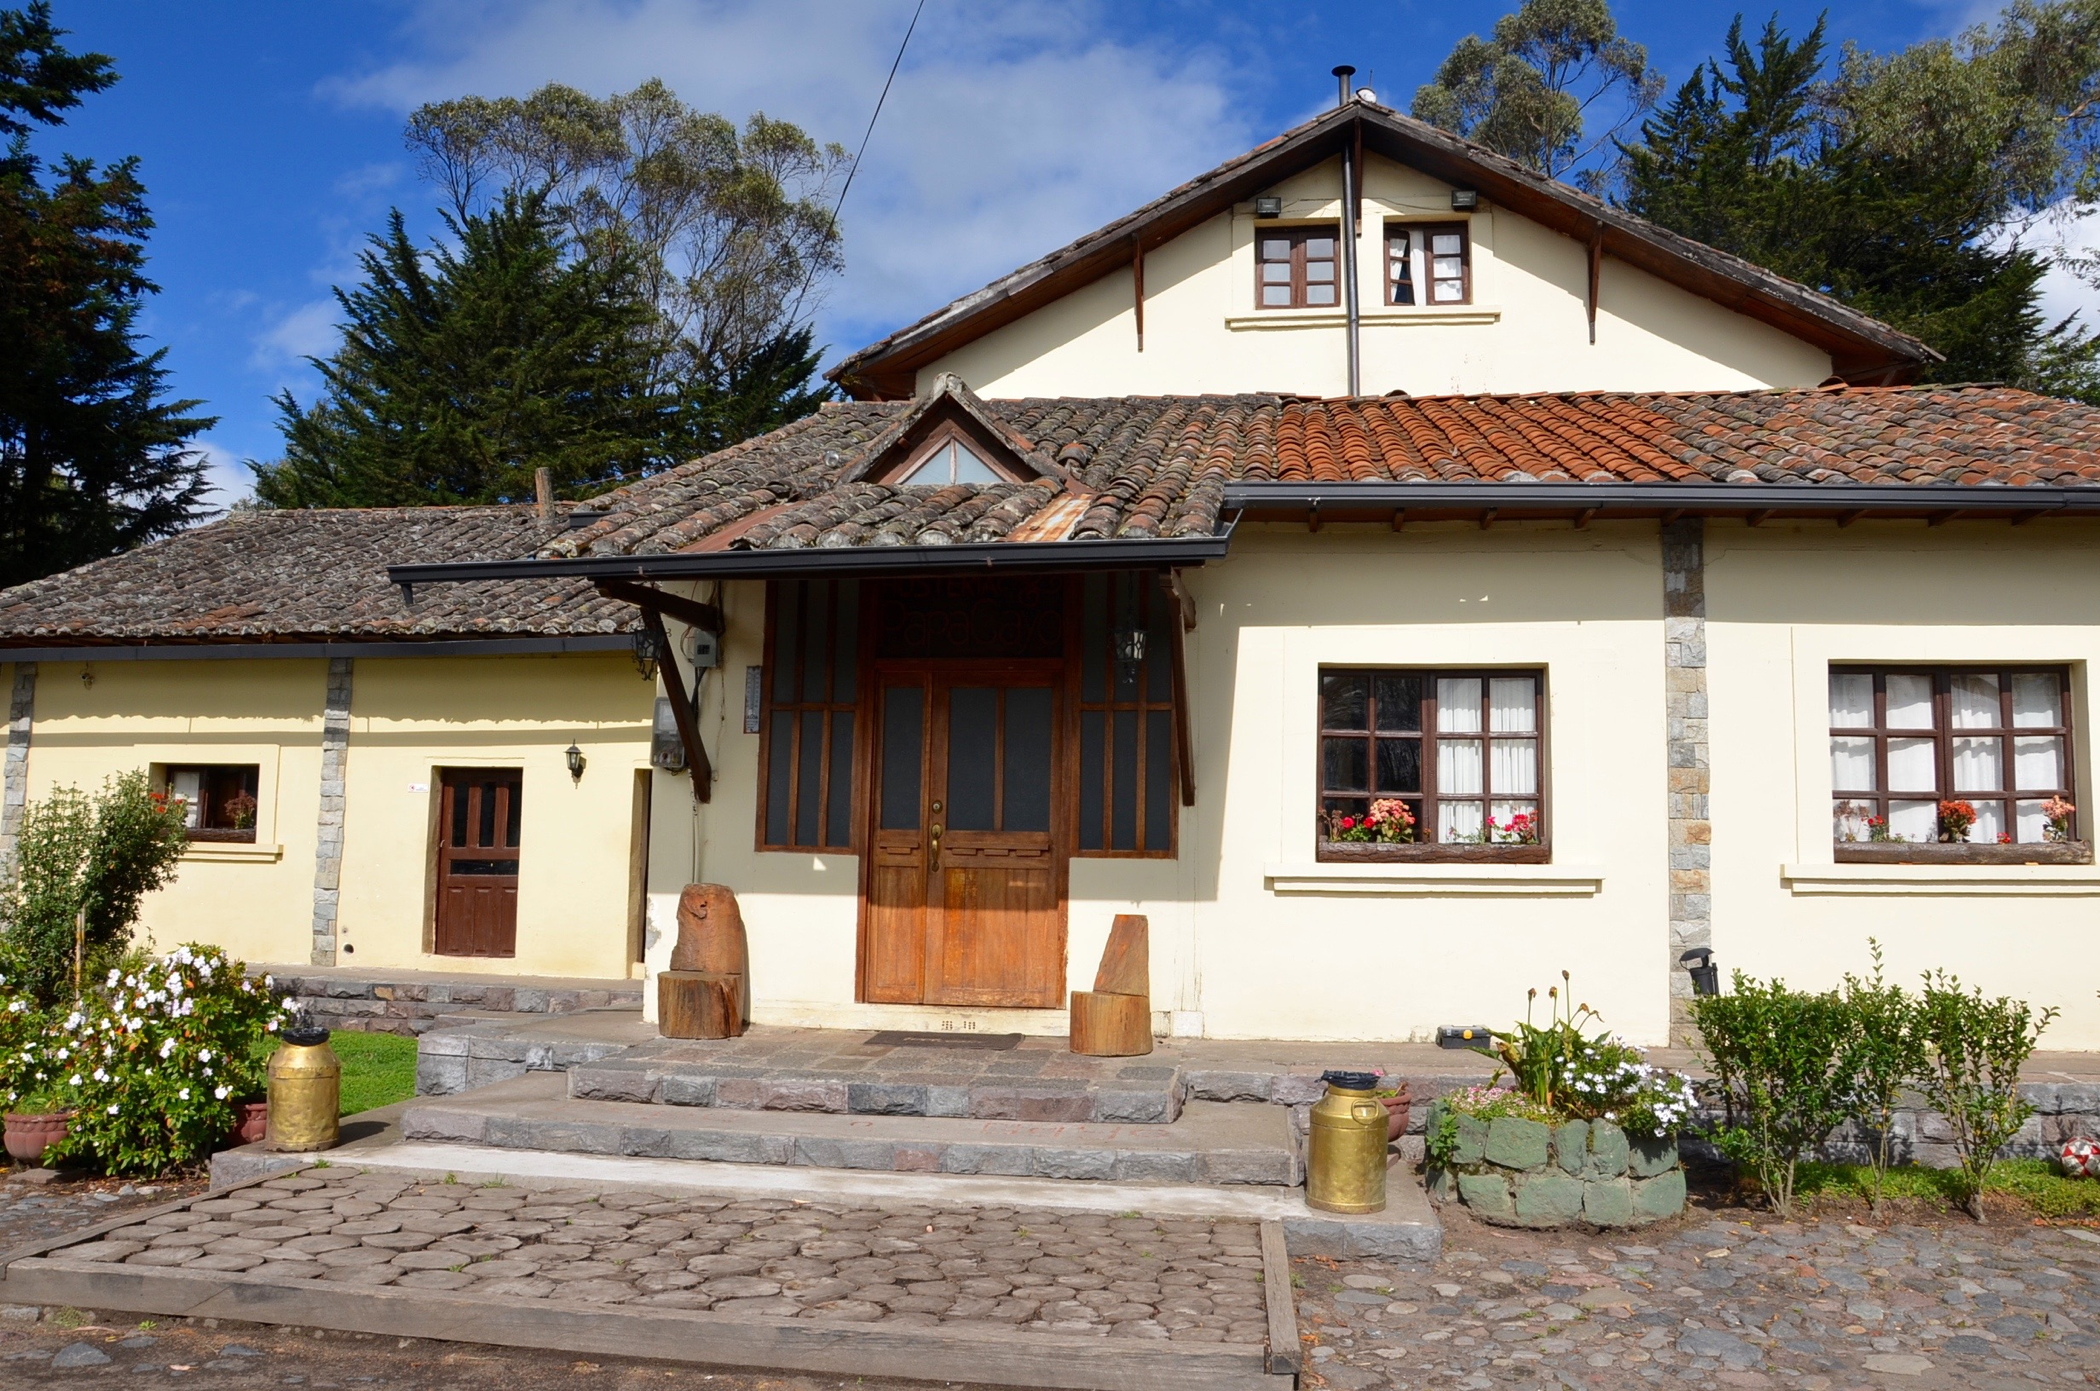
left=919, top=153, right=1833, bottom=400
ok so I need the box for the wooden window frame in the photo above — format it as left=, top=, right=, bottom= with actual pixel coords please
left=755, top=579, right=863, bottom=853
left=1254, top=223, right=1342, bottom=310
left=1069, top=573, right=1179, bottom=858
left=1406, top=221, right=1471, bottom=306
left=1316, top=668, right=1547, bottom=863
left=1384, top=223, right=1416, bottom=306
left=160, top=762, right=261, bottom=844
left=878, top=420, right=1024, bottom=487
left=1830, top=665, right=2083, bottom=861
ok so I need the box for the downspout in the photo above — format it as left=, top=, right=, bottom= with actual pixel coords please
left=1334, top=66, right=1362, bottom=397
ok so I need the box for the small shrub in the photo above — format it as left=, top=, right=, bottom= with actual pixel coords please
left=1911, top=969, right=2058, bottom=1221
left=1470, top=972, right=1695, bottom=1135
left=1692, top=971, right=1858, bottom=1218
left=0, top=772, right=190, bottom=1008
left=39, top=944, right=296, bottom=1175
left=1837, top=941, right=1925, bottom=1219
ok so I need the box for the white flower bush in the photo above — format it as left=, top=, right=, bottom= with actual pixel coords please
left=4, top=944, right=297, bottom=1174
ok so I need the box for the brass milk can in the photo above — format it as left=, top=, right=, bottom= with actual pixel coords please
left=266, top=1027, right=341, bottom=1152
left=1305, top=1070, right=1388, bottom=1214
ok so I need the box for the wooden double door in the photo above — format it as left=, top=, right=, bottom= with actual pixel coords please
left=861, top=662, right=1068, bottom=1008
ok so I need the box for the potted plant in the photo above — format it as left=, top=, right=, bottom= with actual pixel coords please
left=1426, top=973, right=1696, bottom=1228
left=1322, top=798, right=1416, bottom=845
left=3, top=1091, right=73, bottom=1166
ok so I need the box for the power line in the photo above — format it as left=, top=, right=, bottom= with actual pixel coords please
left=830, top=0, right=926, bottom=238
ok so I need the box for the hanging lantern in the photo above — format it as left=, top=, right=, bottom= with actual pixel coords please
left=631, top=624, right=661, bottom=679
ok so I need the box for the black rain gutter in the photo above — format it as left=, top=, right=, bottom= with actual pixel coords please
left=386, top=533, right=1234, bottom=589
left=0, top=635, right=635, bottom=662
left=1222, top=481, right=2100, bottom=518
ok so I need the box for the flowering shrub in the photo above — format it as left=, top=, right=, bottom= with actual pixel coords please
left=26, top=944, right=296, bottom=1174
left=2045, top=797, right=2077, bottom=842
left=1561, top=1041, right=1698, bottom=1135
left=1324, top=798, right=1416, bottom=843
left=1937, top=799, right=1977, bottom=842
left=1488, top=811, right=1540, bottom=844
left=224, top=791, right=258, bottom=831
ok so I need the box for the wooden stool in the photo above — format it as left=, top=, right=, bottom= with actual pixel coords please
left=1070, top=914, right=1152, bottom=1057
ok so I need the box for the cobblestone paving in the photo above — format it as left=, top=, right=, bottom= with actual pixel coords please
left=1295, top=1208, right=2100, bottom=1390
left=0, top=1175, right=204, bottom=1259
left=65, top=1171, right=1272, bottom=1343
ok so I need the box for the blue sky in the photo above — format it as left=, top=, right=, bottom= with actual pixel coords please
left=35, top=0, right=2074, bottom=508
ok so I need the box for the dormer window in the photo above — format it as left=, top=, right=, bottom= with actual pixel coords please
left=1258, top=226, right=1339, bottom=308
left=889, top=429, right=1011, bottom=485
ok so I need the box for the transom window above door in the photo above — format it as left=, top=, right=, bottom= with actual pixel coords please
left=1830, top=667, right=2078, bottom=849
left=1258, top=226, right=1340, bottom=308
left=1318, top=669, right=1545, bottom=860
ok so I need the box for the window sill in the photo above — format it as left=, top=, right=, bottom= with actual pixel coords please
left=1317, top=841, right=1548, bottom=864
left=1833, top=842, right=2091, bottom=866
left=1265, top=860, right=1602, bottom=896
left=1225, top=305, right=1501, bottom=331
left=182, top=841, right=283, bottom=864
left=1783, top=858, right=2100, bottom=896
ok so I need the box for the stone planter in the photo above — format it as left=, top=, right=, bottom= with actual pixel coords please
left=3, top=1110, right=72, bottom=1166
left=1426, top=1105, right=1685, bottom=1229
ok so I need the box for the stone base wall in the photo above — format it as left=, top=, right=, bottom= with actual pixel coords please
left=1426, top=1107, right=1686, bottom=1229
left=260, top=972, right=642, bottom=1037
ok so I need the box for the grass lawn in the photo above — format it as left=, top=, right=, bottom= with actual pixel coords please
left=329, top=1030, right=420, bottom=1116
left=1793, top=1158, right=2100, bottom=1219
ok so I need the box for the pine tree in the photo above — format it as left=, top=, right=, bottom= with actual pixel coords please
left=0, top=3, right=214, bottom=588
left=252, top=190, right=685, bottom=508
left=682, top=325, right=833, bottom=460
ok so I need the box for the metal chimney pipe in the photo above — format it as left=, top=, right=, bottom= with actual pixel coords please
left=1333, top=67, right=1362, bottom=396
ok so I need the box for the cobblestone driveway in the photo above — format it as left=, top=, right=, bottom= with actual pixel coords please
left=65, top=1170, right=1272, bottom=1342
left=1294, top=1205, right=2100, bottom=1390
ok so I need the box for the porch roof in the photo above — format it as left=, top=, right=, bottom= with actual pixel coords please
left=393, top=381, right=2100, bottom=588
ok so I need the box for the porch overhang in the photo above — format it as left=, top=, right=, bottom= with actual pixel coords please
left=386, top=534, right=1233, bottom=590
left=1222, top=481, right=2100, bottom=526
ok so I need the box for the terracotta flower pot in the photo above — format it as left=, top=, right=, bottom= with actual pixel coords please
left=231, top=1101, right=268, bottom=1146
left=3, top=1110, right=72, bottom=1166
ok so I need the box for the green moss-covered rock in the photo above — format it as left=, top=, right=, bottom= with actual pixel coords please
left=1513, top=1170, right=1585, bottom=1226
left=1552, top=1120, right=1589, bottom=1174
left=1629, top=1133, right=1679, bottom=1179
left=1582, top=1176, right=1634, bottom=1227
left=1632, top=1167, right=1688, bottom=1222
left=1450, top=1109, right=1488, bottom=1165
left=1457, top=1171, right=1515, bottom=1221
left=1484, top=1116, right=1550, bottom=1169
left=1583, top=1121, right=1631, bottom=1179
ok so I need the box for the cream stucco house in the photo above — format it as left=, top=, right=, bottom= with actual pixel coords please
left=6, top=98, right=2100, bottom=1047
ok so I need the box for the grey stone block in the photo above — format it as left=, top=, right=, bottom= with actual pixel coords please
left=760, top=1080, right=848, bottom=1112
left=1583, top=1177, right=1634, bottom=1227
left=657, top=1074, right=718, bottom=1107
left=414, top=1055, right=467, bottom=1097
left=939, top=1144, right=1033, bottom=1178
left=923, top=1086, right=971, bottom=1117
left=1110, top=1152, right=1202, bottom=1184
left=401, top=1106, right=489, bottom=1144
left=417, top=1032, right=471, bottom=1057
left=1270, top=1075, right=1327, bottom=1106
left=1201, top=1150, right=1295, bottom=1186
left=1628, top=1134, right=1678, bottom=1178
left=1185, top=1070, right=1272, bottom=1102
left=1584, top=1122, right=1631, bottom=1179
left=1093, top=1090, right=1174, bottom=1124
left=1485, top=1117, right=1550, bottom=1170
left=1450, top=1110, right=1487, bottom=1165
left=487, top=1117, right=620, bottom=1155
left=1456, top=1172, right=1514, bottom=1221
left=617, top=1127, right=677, bottom=1158
left=664, top=1130, right=792, bottom=1165
left=1033, top=1147, right=1115, bottom=1181
left=1513, top=1171, right=1585, bottom=1226
left=567, top=1068, right=656, bottom=1103
left=1552, top=1120, right=1589, bottom=1174
left=512, top=989, right=550, bottom=1013
left=847, top=1083, right=929, bottom=1115
left=1631, top=1169, right=1687, bottom=1223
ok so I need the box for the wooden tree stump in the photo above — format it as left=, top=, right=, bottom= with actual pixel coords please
left=659, top=970, right=745, bottom=1039
left=671, top=884, right=749, bottom=1031
left=1069, top=990, right=1150, bottom=1056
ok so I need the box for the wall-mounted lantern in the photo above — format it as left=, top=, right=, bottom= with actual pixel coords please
left=1680, top=947, right=1719, bottom=996
left=1254, top=195, right=1283, bottom=219
left=1450, top=189, right=1479, bottom=211
left=630, top=625, right=661, bottom=680
left=565, top=742, right=586, bottom=784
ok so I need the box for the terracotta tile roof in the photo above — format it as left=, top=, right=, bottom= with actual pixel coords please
left=554, top=385, right=2100, bottom=555
left=0, top=506, right=634, bottom=644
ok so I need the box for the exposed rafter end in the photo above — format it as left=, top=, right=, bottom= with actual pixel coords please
left=1746, top=509, right=1774, bottom=528
left=1837, top=509, right=1866, bottom=528
left=1390, top=508, right=1406, bottom=532
left=2012, top=509, right=2047, bottom=526
left=1928, top=510, right=1959, bottom=527
left=1586, top=226, right=1604, bottom=346
left=1659, top=509, right=1684, bottom=524
left=1307, top=499, right=1321, bottom=533
left=1573, top=507, right=1598, bottom=530
left=1479, top=508, right=1498, bottom=530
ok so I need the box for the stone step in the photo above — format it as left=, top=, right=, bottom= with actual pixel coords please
left=569, top=1050, right=1185, bottom=1124
left=260, top=965, right=643, bottom=1038
left=401, top=1073, right=1299, bottom=1188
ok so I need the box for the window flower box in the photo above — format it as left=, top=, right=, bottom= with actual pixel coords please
left=1833, top=840, right=2092, bottom=866
left=1317, top=840, right=1550, bottom=865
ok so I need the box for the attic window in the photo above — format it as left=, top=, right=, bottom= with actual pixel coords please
left=1386, top=221, right=1471, bottom=305
left=1258, top=226, right=1339, bottom=308
left=892, top=433, right=1009, bottom=485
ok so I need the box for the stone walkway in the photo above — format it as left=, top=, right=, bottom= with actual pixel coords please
left=63, top=1171, right=1273, bottom=1342
left=1293, top=1204, right=2100, bottom=1390
left=0, top=1175, right=202, bottom=1268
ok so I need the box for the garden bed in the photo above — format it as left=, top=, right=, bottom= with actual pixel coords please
left=1425, top=1108, right=1686, bottom=1228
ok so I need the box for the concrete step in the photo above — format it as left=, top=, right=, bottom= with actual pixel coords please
left=401, top=1073, right=1298, bottom=1187
left=569, top=1047, right=1185, bottom=1124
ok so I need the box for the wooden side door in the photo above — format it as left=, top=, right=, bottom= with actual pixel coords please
left=859, top=665, right=1067, bottom=1008
left=434, top=768, right=522, bottom=957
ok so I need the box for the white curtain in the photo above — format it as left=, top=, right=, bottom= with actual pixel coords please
left=1966, top=800, right=2005, bottom=843
left=1828, top=673, right=1873, bottom=728
left=170, top=769, right=202, bottom=829
left=1888, top=800, right=1937, bottom=842
left=1887, top=736, right=1937, bottom=792
left=1439, top=800, right=1484, bottom=843
left=1489, top=678, right=1536, bottom=733
left=2016, top=799, right=2048, bottom=844
left=2013, top=673, right=2059, bottom=728
left=2014, top=735, right=2063, bottom=791
left=1950, top=674, right=2000, bottom=729
left=1439, top=739, right=1483, bottom=795
left=1437, top=678, right=1482, bottom=732
left=1950, top=736, right=2003, bottom=792
left=1886, top=674, right=1934, bottom=729
left=1830, top=737, right=1875, bottom=791
left=1491, top=740, right=1536, bottom=795
left=1833, top=801, right=1872, bottom=842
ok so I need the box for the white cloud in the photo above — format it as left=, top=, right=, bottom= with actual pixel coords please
left=191, top=439, right=255, bottom=510
left=323, top=0, right=1253, bottom=357
left=250, top=298, right=340, bottom=374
